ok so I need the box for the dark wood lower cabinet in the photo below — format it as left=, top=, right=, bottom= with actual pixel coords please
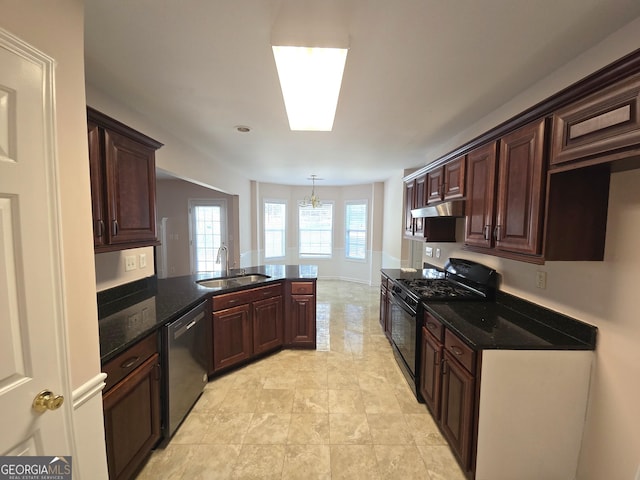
left=103, top=353, right=161, bottom=480
left=212, top=304, right=252, bottom=372
left=287, top=294, right=316, bottom=347
left=419, top=327, right=442, bottom=418
left=252, top=295, right=284, bottom=355
left=440, top=350, right=475, bottom=471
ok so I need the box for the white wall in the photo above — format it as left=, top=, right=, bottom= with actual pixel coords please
left=1, top=2, right=108, bottom=478
left=254, top=181, right=384, bottom=284
left=407, top=16, right=640, bottom=480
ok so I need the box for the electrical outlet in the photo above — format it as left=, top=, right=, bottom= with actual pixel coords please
left=435, top=248, right=441, bottom=259
left=125, top=255, right=137, bottom=272
left=536, top=271, right=547, bottom=289
left=139, top=253, right=147, bottom=268
left=425, top=246, right=433, bottom=257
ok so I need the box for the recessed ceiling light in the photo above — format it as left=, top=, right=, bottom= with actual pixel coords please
left=235, top=125, right=251, bottom=133
left=272, top=46, right=348, bottom=132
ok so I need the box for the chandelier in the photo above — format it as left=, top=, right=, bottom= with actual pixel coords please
left=300, top=175, right=322, bottom=208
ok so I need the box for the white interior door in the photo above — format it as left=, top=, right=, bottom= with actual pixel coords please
left=0, top=30, right=73, bottom=456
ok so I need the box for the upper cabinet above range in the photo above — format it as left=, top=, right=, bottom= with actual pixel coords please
left=426, top=156, right=466, bottom=204
left=88, top=107, right=163, bottom=252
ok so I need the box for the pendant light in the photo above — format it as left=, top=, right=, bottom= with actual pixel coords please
left=300, top=175, right=322, bottom=208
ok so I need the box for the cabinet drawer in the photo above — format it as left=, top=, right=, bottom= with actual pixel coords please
left=423, top=312, right=444, bottom=342
left=291, top=281, right=314, bottom=295
left=103, top=333, right=158, bottom=392
left=444, top=330, right=476, bottom=373
left=213, top=283, right=283, bottom=311
left=551, top=72, right=640, bottom=166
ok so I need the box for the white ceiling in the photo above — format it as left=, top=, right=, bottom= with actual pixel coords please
left=84, top=0, right=640, bottom=186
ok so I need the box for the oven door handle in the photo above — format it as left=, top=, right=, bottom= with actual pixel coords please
left=390, top=291, right=417, bottom=316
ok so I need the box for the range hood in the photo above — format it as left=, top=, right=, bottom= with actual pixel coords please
left=411, top=200, right=465, bottom=218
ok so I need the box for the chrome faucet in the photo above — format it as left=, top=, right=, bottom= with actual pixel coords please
left=216, top=244, right=229, bottom=277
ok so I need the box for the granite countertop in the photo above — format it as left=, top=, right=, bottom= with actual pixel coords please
left=98, top=264, right=318, bottom=363
left=381, top=268, right=597, bottom=351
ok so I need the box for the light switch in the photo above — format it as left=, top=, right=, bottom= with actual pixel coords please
left=435, top=248, right=441, bottom=259
left=139, top=253, right=147, bottom=268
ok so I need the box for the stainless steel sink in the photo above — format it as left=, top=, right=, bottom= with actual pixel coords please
left=197, top=273, right=271, bottom=289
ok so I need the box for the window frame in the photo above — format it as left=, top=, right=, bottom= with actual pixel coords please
left=188, top=198, right=228, bottom=274
left=263, top=199, right=287, bottom=260
left=345, top=200, right=368, bottom=262
left=298, top=201, right=334, bottom=259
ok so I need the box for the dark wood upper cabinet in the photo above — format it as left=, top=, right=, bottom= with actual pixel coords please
left=426, top=156, right=466, bottom=204
left=495, top=119, right=546, bottom=255
left=465, top=142, right=498, bottom=249
left=551, top=72, right=640, bottom=168
left=463, top=119, right=546, bottom=259
left=404, top=179, right=416, bottom=237
left=87, top=107, right=162, bottom=252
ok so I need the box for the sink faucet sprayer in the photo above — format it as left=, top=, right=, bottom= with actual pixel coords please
left=216, top=244, right=229, bottom=277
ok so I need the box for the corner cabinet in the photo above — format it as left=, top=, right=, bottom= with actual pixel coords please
left=102, top=333, right=161, bottom=480
left=211, top=283, right=283, bottom=373
left=87, top=107, right=163, bottom=252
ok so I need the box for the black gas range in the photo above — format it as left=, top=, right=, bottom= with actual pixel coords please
left=388, top=258, right=497, bottom=399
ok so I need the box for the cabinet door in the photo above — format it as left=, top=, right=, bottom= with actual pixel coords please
left=495, top=119, right=546, bottom=255
left=426, top=167, right=444, bottom=204
left=288, top=294, right=316, bottom=348
left=252, top=295, right=283, bottom=355
left=103, top=353, right=161, bottom=480
left=440, top=350, right=475, bottom=472
left=419, top=327, right=442, bottom=418
left=551, top=72, right=640, bottom=166
left=414, top=174, right=427, bottom=235
left=212, top=304, right=252, bottom=372
left=464, top=142, right=498, bottom=248
left=443, top=156, right=466, bottom=200
left=104, top=130, right=158, bottom=246
left=404, top=180, right=416, bottom=237
left=88, top=121, right=106, bottom=248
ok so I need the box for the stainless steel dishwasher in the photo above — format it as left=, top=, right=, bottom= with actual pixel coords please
left=162, top=300, right=209, bottom=439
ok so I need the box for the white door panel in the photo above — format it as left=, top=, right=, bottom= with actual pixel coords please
left=0, top=29, right=73, bottom=456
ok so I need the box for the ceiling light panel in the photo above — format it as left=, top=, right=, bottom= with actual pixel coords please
left=272, top=46, right=348, bottom=131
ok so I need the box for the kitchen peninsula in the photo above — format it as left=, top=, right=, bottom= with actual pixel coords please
left=97, top=264, right=317, bottom=480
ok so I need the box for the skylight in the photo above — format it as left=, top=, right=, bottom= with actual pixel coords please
left=272, top=46, right=348, bottom=131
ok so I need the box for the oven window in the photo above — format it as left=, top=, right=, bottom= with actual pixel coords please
left=390, top=301, right=416, bottom=376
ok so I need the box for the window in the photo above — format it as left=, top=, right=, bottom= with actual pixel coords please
left=189, top=199, right=227, bottom=273
left=345, top=201, right=367, bottom=260
left=299, top=202, right=333, bottom=257
left=264, top=200, right=286, bottom=258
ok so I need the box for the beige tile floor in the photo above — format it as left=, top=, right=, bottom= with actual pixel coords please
left=137, top=280, right=466, bottom=479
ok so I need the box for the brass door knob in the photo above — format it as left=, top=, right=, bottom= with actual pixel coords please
left=32, top=390, right=64, bottom=413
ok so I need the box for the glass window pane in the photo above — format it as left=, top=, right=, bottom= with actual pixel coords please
left=265, top=201, right=286, bottom=258
left=299, top=203, right=333, bottom=257
left=345, top=202, right=367, bottom=260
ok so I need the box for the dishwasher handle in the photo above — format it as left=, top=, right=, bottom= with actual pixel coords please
left=172, top=310, right=205, bottom=340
